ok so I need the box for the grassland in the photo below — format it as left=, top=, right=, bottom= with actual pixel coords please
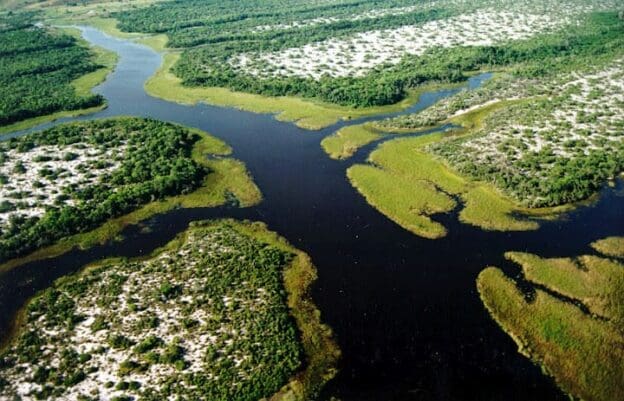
left=0, top=219, right=339, bottom=401
left=0, top=122, right=260, bottom=273
left=477, top=244, right=624, bottom=401
left=591, top=237, right=624, bottom=259
left=321, top=124, right=384, bottom=160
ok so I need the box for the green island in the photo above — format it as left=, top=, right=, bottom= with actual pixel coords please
left=0, top=219, right=339, bottom=401
left=0, top=117, right=260, bottom=270
left=0, top=12, right=117, bottom=134
left=477, top=238, right=624, bottom=401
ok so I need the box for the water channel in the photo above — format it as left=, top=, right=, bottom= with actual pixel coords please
left=1, top=27, right=623, bottom=401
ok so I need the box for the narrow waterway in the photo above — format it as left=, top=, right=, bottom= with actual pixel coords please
left=1, top=27, right=623, bottom=401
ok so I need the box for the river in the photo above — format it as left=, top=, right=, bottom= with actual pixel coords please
left=1, top=26, right=623, bottom=401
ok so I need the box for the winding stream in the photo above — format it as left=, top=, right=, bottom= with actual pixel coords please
left=1, top=27, right=623, bottom=401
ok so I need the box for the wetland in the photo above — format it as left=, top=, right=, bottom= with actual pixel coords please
left=0, top=13, right=622, bottom=401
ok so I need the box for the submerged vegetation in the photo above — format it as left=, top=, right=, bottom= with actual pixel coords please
left=0, top=220, right=338, bottom=401
left=0, top=12, right=107, bottom=128
left=0, top=117, right=260, bottom=264
left=478, top=240, right=624, bottom=401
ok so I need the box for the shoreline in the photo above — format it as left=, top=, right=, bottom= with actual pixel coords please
left=0, top=123, right=261, bottom=273
left=230, top=220, right=340, bottom=400
left=345, top=101, right=587, bottom=239
left=145, top=52, right=473, bottom=131
left=0, top=25, right=118, bottom=136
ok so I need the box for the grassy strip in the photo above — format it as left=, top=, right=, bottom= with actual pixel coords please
left=232, top=220, right=340, bottom=400
left=347, top=165, right=454, bottom=239
left=477, top=248, right=624, bottom=401
left=0, top=105, right=104, bottom=135
left=146, top=53, right=440, bottom=131
left=0, top=26, right=117, bottom=135
left=0, top=132, right=261, bottom=273
left=63, top=25, right=119, bottom=97
left=460, top=187, right=538, bottom=231
left=135, top=33, right=169, bottom=52
left=79, top=17, right=169, bottom=52
left=347, top=134, right=549, bottom=238
left=591, top=237, right=624, bottom=259
left=321, top=124, right=384, bottom=160
left=506, top=252, right=624, bottom=325
left=346, top=100, right=572, bottom=238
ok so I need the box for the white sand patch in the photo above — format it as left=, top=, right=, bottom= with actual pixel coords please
left=0, top=142, right=125, bottom=228
left=231, top=11, right=568, bottom=79
left=0, top=226, right=298, bottom=400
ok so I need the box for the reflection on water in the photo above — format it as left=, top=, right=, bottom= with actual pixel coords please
left=1, top=26, right=623, bottom=401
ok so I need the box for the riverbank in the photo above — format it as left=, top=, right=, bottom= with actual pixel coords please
left=0, top=219, right=339, bottom=401
left=232, top=220, right=340, bottom=401
left=0, top=26, right=117, bottom=135
left=145, top=53, right=467, bottom=131
left=477, top=241, right=624, bottom=401
left=0, top=125, right=261, bottom=273
left=346, top=101, right=573, bottom=238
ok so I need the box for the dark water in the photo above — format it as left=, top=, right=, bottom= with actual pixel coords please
left=1, top=27, right=623, bottom=401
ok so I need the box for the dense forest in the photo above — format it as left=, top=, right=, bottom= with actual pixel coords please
left=114, top=0, right=429, bottom=37
left=113, top=1, right=624, bottom=107
left=0, top=12, right=104, bottom=126
left=0, top=118, right=207, bottom=261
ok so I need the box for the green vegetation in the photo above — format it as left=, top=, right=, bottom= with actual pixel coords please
left=591, top=237, right=624, bottom=259
left=477, top=244, right=624, bottom=401
left=144, top=53, right=427, bottom=130
left=0, top=13, right=107, bottom=129
left=109, top=1, right=623, bottom=108
left=348, top=164, right=455, bottom=239
left=0, top=118, right=261, bottom=266
left=321, top=124, right=383, bottom=160
left=374, top=13, right=624, bottom=208
left=347, top=132, right=565, bottom=238
left=0, top=219, right=338, bottom=401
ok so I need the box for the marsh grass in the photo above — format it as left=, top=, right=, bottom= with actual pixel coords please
left=347, top=164, right=454, bottom=239
left=591, top=237, right=624, bottom=259
left=507, top=252, right=624, bottom=324
left=478, top=247, right=624, bottom=401
left=347, top=130, right=551, bottom=238
left=0, top=130, right=261, bottom=273
left=321, top=124, right=383, bottom=159
left=459, top=187, right=538, bottom=231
